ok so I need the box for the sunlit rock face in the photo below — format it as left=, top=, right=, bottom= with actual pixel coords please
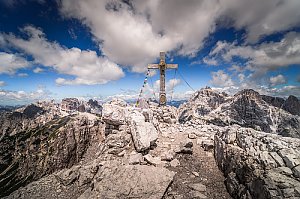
left=179, top=88, right=300, bottom=138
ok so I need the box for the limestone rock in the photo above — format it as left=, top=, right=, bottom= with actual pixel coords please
left=88, top=164, right=175, bottom=199
left=144, top=154, right=161, bottom=166
left=129, top=152, right=144, bottom=165
left=214, top=126, right=300, bottom=199
left=201, top=140, right=214, bottom=151
left=170, top=159, right=180, bottom=167
left=188, top=183, right=207, bottom=192
left=102, top=104, right=126, bottom=125
left=293, top=165, right=300, bottom=178
left=130, top=121, right=158, bottom=152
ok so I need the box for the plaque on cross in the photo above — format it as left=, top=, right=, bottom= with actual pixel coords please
left=148, top=52, right=178, bottom=106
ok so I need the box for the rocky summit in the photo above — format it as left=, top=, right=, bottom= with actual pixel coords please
left=0, top=88, right=300, bottom=199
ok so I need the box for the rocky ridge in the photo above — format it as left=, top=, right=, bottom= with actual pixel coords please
left=215, top=126, right=300, bottom=198
left=1, top=88, right=300, bottom=199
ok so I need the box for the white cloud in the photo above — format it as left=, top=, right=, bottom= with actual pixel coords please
left=238, top=73, right=245, bottom=82
left=208, top=32, right=300, bottom=79
left=17, top=73, right=28, bottom=77
left=170, top=90, right=194, bottom=101
left=1, top=26, right=124, bottom=85
left=210, top=70, right=234, bottom=87
left=166, top=78, right=181, bottom=92
left=203, top=57, right=218, bottom=66
left=221, top=0, right=300, bottom=43
left=0, top=52, right=30, bottom=74
left=58, top=0, right=300, bottom=72
left=33, top=67, right=44, bottom=73
left=0, top=81, right=5, bottom=86
left=59, top=0, right=222, bottom=71
left=0, top=87, right=51, bottom=105
left=270, top=74, right=287, bottom=86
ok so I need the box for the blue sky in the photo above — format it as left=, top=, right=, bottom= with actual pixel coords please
left=0, top=0, right=299, bottom=105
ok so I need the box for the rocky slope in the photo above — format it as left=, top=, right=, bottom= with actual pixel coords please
left=0, top=111, right=105, bottom=197
left=215, top=126, right=300, bottom=198
left=1, top=88, right=299, bottom=199
left=179, top=88, right=300, bottom=138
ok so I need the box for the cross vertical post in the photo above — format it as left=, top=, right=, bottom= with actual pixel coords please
left=147, top=52, right=178, bottom=106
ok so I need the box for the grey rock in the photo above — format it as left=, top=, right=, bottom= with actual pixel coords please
left=55, top=166, right=80, bottom=186
left=188, top=133, right=197, bottom=139
left=144, top=154, right=161, bottom=166
left=102, top=104, right=126, bottom=125
left=129, top=153, right=144, bottom=165
left=282, top=188, right=294, bottom=198
left=129, top=110, right=158, bottom=152
left=89, top=164, right=175, bottom=199
left=170, top=159, right=180, bottom=167
left=190, top=191, right=207, bottom=199
left=201, top=140, right=214, bottom=151
left=269, top=152, right=285, bottom=167
left=273, top=167, right=293, bottom=176
left=161, top=150, right=176, bottom=161
left=292, top=165, right=300, bottom=178
left=188, top=183, right=207, bottom=192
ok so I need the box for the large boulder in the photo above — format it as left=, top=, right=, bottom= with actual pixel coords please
left=129, top=110, right=158, bottom=152
left=102, top=104, right=126, bottom=125
left=80, top=164, right=175, bottom=199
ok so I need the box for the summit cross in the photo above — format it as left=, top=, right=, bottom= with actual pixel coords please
left=148, top=52, right=178, bottom=106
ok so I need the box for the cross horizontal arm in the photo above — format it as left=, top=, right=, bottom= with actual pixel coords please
left=166, top=64, right=178, bottom=69
left=148, top=64, right=159, bottom=69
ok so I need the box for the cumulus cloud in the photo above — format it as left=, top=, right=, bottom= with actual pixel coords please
left=0, top=52, right=30, bottom=74
left=208, top=32, right=300, bottom=79
left=1, top=26, right=124, bottom=85
left=269, top=74, right=287, bottom=86
left=33, top=67, right=44, bottom=73
left=221, top=0, right=300, bottom=43
left=59, top=0, right=300, bottom=72
left=0, top=81, right=5, bottom=86
left=59, top=0, right=222, bottom=71
left=17, top=73, right=28, bottom=77
left=210, top=70, right=234, bottom=87
left=203, top=57, right=218, bottom=66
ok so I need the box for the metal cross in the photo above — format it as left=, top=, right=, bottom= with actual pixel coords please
left=148, top=52, right=178, bottom=106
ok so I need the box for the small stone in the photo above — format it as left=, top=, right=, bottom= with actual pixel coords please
left=189, top=183, right=207, bottom=192
left=269, top=152, right=285, bottom=167
left=170, top=159, right=180, bottom=167
left=188, top=133, right=197, bottom=139
left=192, top=171, right=200, bottom=177
left=282, top=188, right=294, bottom=198
left=144, top=154, right=161, bottom=166
left=191, top=191, right=207, bottom=199
left=273, top=167, right=293, bottom=176
left=201, top=140, right=214, bottom=151
left=129, top=153, right=144, bottom=165
left=183, top=140, right=193, bottom=148
left=161, top=150, right=175, bottom=161
left=295, top=186, right=300, bottom=197
left=292, top=165, right=300, bottom=178
left=111, top=129, right=119, bottom=134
